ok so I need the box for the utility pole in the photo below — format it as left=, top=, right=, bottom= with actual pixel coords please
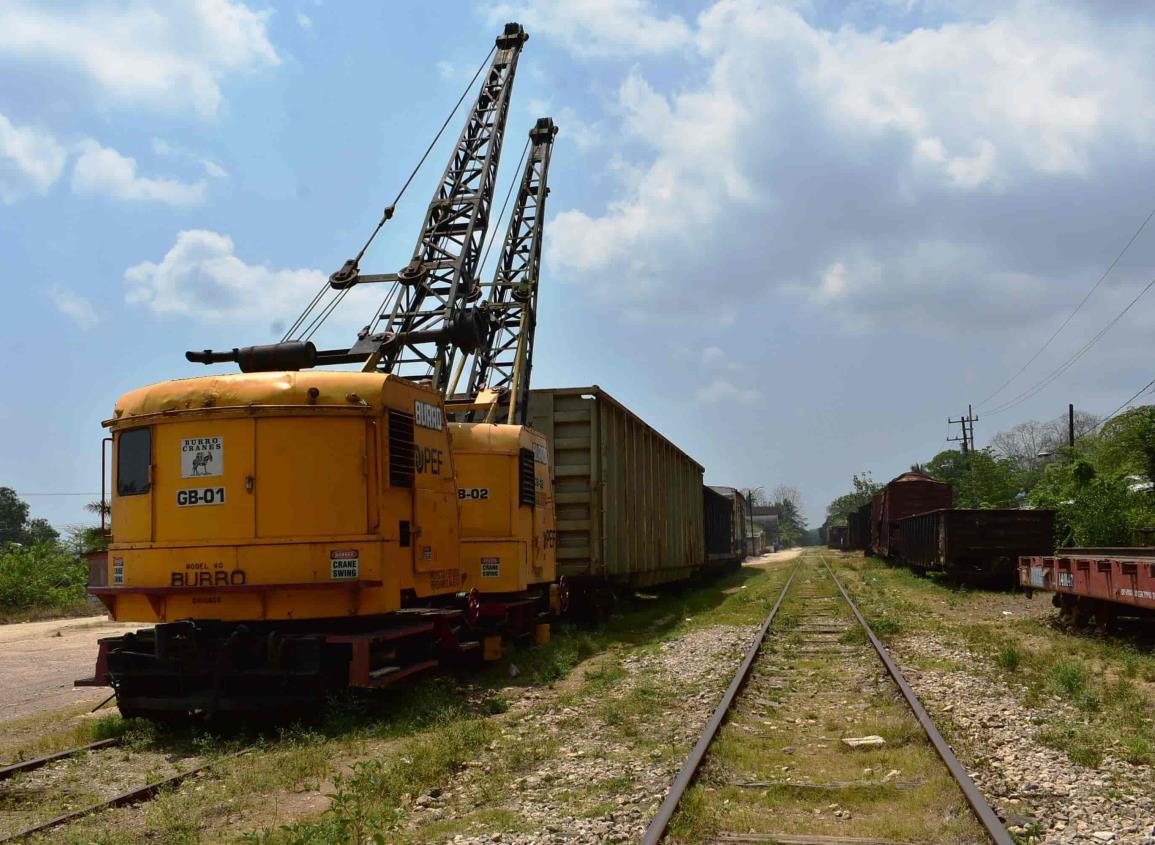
left=948, top=405, right=979, bottom=454
left=1068, top=403, right=1075, bottom=449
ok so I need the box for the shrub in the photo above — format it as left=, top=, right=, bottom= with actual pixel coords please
left=0, top=542, right=88, bottom=610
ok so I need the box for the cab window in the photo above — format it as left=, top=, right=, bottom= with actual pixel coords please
left=117, top=428, right=151, bottom=495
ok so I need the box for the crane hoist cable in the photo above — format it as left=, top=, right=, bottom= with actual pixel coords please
left=186, top=23, right=530, bottom=381
left=280, top=43, right=498, bottom=345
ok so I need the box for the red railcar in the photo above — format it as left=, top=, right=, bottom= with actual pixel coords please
left=870, top=472, right=953, bottom=557
left=1020, top=549, right=1155, bottom=626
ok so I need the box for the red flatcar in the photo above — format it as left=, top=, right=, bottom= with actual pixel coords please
left=1020, top=549, right=1155, bottom=626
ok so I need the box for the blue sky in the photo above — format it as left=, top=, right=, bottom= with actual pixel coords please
left=3, top=0, right=1155, bottom=531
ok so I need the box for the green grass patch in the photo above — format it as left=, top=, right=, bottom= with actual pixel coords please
left=996, top=643, right=1022, bottom=672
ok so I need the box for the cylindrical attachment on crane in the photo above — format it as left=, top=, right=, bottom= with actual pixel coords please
left=185, top=341, right=318, bottom=373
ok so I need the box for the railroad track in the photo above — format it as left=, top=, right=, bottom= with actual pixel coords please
left=0, top=737, right=238, bottom=843
left=641, top=553, right=1013, bottom=845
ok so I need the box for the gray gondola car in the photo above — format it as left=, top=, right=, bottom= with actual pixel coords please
left=526, top=387, right=706, bottom=593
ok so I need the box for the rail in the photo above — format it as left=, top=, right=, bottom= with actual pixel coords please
left=0, top=747, right=245, bottom=842
left=639, top=552, right=1014, bottom=845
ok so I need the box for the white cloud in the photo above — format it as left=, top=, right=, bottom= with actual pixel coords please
left=72, top=141, right=207, bottom=205
left=695, top=378, right=760, bottom=406
left=541, top=0, right=1155, bottom=331
left=436, top=60, right=456, bottom=80
left=125, top=230, right=330, bottom=322
left=487, top=0, right=691, bottom=57
left=296, top=12, right=313, bottom=30
left=50, top=286, right=100, bottom=328
left=152, top=138, right=228, bottom=180
left=0, top=0, right=280, bottom=117
left=0, top=113, right=67, bottom=203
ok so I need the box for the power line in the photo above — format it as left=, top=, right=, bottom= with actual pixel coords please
left=978, top=202, right=1155, bottom=408
left=1094, top=376, right=1155, bottom=432
left=985, top=272, right=1155, bottom=417
left=16, top=492, right=100, bottom=497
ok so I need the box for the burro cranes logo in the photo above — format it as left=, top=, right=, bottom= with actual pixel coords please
left=181, top=436, right=223, bottom=478
left=414, top=400, right=443, bottom=431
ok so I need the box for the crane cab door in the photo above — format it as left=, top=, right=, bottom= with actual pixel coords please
left=153, top=419, right=256, bottom=542
left=408, top=400, right=459, bottom=574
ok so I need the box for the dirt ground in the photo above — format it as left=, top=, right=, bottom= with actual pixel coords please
left=0, top=614, right=136, bottom=721
left=748, top=547, right=805, bottom=566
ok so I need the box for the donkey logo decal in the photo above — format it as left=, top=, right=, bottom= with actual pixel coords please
left=191, top=452, right=214, bottom=476
left=180, top=437, right=223, bottom=478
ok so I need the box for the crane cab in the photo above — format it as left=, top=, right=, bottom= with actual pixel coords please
left=97, top=370, right=463, bottom=625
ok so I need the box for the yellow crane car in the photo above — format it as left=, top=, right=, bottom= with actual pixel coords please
left=79, top=23, right=561, bottom=718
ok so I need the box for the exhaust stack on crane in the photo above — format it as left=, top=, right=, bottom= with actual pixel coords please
left=79, top=24, right=561, bottom=719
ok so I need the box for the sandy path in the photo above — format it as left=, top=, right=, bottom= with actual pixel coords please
left=747, top=546, right=805, bottom=566
left=0, top=615, right=138, bottom=721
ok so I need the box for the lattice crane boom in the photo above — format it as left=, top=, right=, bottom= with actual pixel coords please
left=330, top=22, right=529, bottom=391
left=461, top=116, right=557, bottom=424
left=184, top=24, right=535, bottom=391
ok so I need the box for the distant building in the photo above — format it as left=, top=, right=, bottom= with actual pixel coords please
left=750, top=505, right=781, bottom=547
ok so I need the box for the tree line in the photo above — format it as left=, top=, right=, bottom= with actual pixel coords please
left=824, top=405, right=1155, bottom=547
left=0, top=488, right=105, bottom=618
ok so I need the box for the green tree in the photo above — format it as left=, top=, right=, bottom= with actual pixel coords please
left=1096, top=406, right=1155, bottom=483
left=24, top=518, right=59, bottom=545
left=1026, top=459, right=1153, bottom=546
left=923, top=449, right=1020, bottom=508
left=0, top=487, right=30, bottom=545
left=825, top=472, right=880, bottom=527
left=771, top=486, right=808, bottom=547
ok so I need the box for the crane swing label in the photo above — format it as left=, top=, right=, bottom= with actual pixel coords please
left=481, top=557, right=500, bottom=578
left=181, top=437, right=224, bottom=478
left=330, top=549, right=360, bottom=580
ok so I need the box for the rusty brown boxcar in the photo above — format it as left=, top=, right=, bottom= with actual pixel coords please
left=846, top=501, right=872, bottom=551
left=871, top=472, right=953, bottom=558
left=898, top=508, right=1055, bottom=585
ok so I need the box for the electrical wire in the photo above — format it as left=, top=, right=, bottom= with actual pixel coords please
left=1093, top=376, right=1155, bottom=432
left=978, top=202, right=1155, bottom=408
left=984, top=272, right=1155, bottom=417
left=16, top=492, right=101, bottom=497
left=280, top=43, right=498, bottom=344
